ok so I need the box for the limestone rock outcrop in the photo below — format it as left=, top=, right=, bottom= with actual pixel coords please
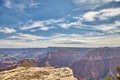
left=0, top=67, right=77, bottom=80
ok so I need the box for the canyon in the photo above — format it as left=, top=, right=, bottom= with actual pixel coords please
left=0, top=47, right=120, bottom=80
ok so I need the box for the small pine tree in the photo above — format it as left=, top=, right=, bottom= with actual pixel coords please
left=105, top=66, right=120, bottom=80
left=116, top=66, right=120, bottom=80
left=105, top=76, right=112, bottom=80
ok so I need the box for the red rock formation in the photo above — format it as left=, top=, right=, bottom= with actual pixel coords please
left=71, top=47, right=120, bottom=80
left=38, top=48, right=91, bottom=67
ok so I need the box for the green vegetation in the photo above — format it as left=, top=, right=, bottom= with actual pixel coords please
left=116, top=66, right=120, bottom=80
left=105, top=65, right=120, bottom=80
left=105, top=76, right=112, bottom=80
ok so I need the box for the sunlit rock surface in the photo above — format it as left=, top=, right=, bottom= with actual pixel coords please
left=0, top=67, right=77, bottom=80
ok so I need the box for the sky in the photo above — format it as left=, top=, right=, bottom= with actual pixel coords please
left=0, top=0, right=120, bottom=48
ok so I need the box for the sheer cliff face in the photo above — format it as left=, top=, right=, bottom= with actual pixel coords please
left=38, top=48, right=92, bottom=67
left=71, top=47, right=120, bottom=80
left=0, top=67, right=77, bottom=80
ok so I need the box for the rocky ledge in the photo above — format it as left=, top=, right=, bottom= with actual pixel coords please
left=0, top=67, right=77, bottom=80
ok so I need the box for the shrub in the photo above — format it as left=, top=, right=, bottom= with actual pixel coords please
left=21, top=59, right=34, bottom=69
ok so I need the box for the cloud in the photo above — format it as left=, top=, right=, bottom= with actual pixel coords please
left=58, top=21, right=83, bottom=29
left=39, top=26, right=55, bottom=31
left=85, top=35, right=120, bottom=46
left=99, top=8, right=120, bottom=20
left=21, top=19, right=65, bottom=31
left=1, top=33, right=120, bottom=48
left=114, top=0, right=120, bottom=2
left=73, top=0, right=112, bottom=4
left=73, top=0, right=120, bottom=5
left=9, top=33, right=44, bottom=41
left=51, top=34, right=86, bottom=44
left=0, top=27, right=16, bottom=34
left=83, top=32, right=105, bottom=37
left=50, top=34, right=90, bottom=44
left=73, top=0, right=113, bottom=10
left=56, top=40, right=86, bottom=44
left=0, top=40, right=50, bottom=48
left=21, top=20, right=43, bottom=30
left=45, top=19, right=65, bottom=24
left=95, top=21, right=120, bottom=33
left=82, top=8, right=120, bottom=21
left=82, top=12, right=100, bottom=21
left=4, top=0, right=12, bottom=8
left=3, top=0, right=39, bottom=10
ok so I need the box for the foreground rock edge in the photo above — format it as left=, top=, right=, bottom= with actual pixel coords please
left=0, top=67, right=77, bottom=80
